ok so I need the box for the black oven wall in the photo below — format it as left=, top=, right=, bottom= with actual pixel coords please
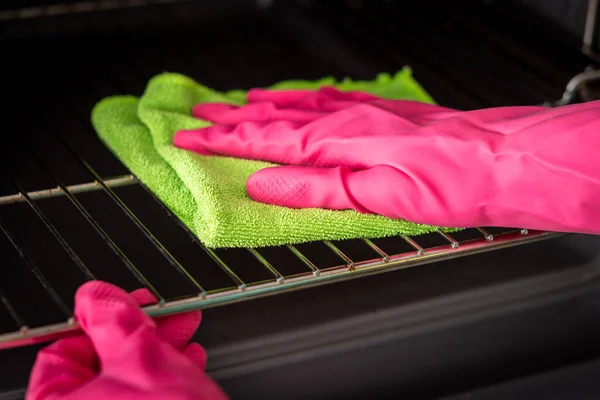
left=509, top=0, right=589, bottom=38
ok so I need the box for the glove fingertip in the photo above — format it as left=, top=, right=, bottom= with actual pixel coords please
left=130, top=288, right=157, bottom=306
left=318, top=86, right=380, bottom=102
left=317, top=86, right=344, bottom=96
left=173, top=129, right=213, bottom=155
left=183, top=342, right=208, bottom=370
left=74, top=281, right=155, bottom=357
left=247, top=165, right=372, bottom=213
left=75, top=280, right=133, bottom=317
left=246, top=166, right=312, bottom=208
left=192, top=103, right=237, bottom=121
left=155, top=310, right=201, bottom=349
left=246, top=88, right=270, bottom=103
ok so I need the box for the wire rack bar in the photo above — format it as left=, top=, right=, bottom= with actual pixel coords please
left=0, top=229, right=563, bottom=350
left=287, top=245, right=321, bottom=277
left=401, top=235, right=425, bottom=255
left=6, top=178, right=96, bottom=281
left=362, top=238, right=390, bottom=262
left=133, top=175, right=247, bottom=291
left=324, top=240, right=355, bottom=269
left=0, top=175, right=137, bottom=206
left=27, top=151, right=165, bottom=303
left=0, top=219, right=72, bottom=317
left=205, top=248, right=247, bottom=291
left=86, top=164, right=207, bottom=295
left=0, top=0, right=196, bottom=22
left=248, top=249, right=285, bottom=283
left=477, top=227, right=494, bottom=241
left=438, top=231, right=459, bottom=248
left=0, top=289, right=28, bottom=332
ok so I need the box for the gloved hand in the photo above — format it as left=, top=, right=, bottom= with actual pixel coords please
left=174, top=87, right=600, bottom=234
left=26, top=281, right=228, bottom=400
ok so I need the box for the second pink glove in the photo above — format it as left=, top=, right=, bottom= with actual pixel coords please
left=174, top=87, right=600, bottom=235
left=26, top=281, right=228, bottom=400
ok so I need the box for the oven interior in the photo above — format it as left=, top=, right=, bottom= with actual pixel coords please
left=2, top=1, right=600, bottom=399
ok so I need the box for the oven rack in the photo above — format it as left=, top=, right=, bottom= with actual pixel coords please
left=0, top=162, right=561, bottom=349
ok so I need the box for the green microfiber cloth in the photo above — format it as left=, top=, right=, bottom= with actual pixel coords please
left=92, top=68, right=459, bottom=248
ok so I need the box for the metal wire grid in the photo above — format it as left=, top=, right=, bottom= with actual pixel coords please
left=0, top=0, right=569, bottom=351
left=0, top=161, right=561, bottom=350
left=0, top=0, right=195, bottom=22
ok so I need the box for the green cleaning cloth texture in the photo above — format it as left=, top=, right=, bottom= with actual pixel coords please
left=92, top=68, right=458, bottom=248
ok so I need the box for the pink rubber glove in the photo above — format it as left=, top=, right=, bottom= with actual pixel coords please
left=174, top=87, right=600, bottom=235
left=26, top=281, right=228, bottom=400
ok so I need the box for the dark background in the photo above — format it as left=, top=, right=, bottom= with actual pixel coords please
left=2, top=1, right=600, bottom=399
